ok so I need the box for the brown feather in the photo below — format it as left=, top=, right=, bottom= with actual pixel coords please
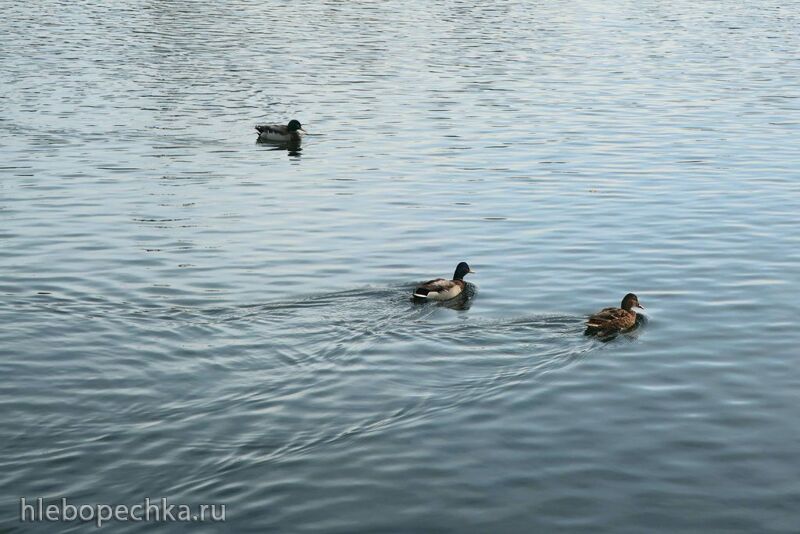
left=585, top=307, right=637, bottom=336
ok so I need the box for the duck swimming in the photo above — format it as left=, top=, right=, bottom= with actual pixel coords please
left=584, top=293, right=644, bottom=337
left=255, top=119, right=306, bottom=143
left=413, top=262, right=474, bottom=301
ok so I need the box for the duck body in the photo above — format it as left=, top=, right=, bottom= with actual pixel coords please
left=584, top=293, right=643, bottom=337
left=255, top=119, right=306, bottom=143
left=414, top=278, right=467, bottom=301
left=413, top=262, right=474, bottom=301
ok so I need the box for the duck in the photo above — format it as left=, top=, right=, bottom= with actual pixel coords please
left=584, top=293, right=644, bottom=337
left=255, top=119, right=306, bottom=143
left=413, top=262, right=475, bottom=301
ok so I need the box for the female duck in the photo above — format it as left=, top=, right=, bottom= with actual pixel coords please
left=585, top=293, right=644, bottom=337
left=413, top=262, right=475, bottom=301
left=255, top=119, right=306, bottom=143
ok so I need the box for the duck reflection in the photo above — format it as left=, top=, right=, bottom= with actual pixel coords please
left=591, top=313, right=648, bottom=343
left=438, top=288, right=474, bottom=311
left=256, top=138, right=302, bottom=157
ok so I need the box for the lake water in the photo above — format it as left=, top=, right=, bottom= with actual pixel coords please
left=2, top=1, right=800, bottom=532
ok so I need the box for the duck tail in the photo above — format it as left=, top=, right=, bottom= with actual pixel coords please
left=584, top=325, right=616, bottom=339
left=584, top=322, right=603, bottom=336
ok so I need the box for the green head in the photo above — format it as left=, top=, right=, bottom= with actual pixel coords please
left=453, top=262, right=475, bottom=281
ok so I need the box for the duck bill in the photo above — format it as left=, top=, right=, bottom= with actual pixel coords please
left=299, top=128, right=307, bottom=134
left=468, top=269, right=476, bottom=274
left=636, top=304, right=645, bottom=310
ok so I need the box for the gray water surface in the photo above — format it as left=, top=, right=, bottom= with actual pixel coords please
left=2, top=1, right=800, bottom=532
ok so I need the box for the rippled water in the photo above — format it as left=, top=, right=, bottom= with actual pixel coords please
left=2, top=1, right=800, bottom=532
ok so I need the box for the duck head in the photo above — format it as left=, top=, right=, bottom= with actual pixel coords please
left=621, top=293, right=644, bottom=311
left=287, top=119, right=306, bottom=133
left=453, top=262, right=475, bottom=280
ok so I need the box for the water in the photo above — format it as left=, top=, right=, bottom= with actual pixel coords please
left=2, top=0, right=800, bottom=531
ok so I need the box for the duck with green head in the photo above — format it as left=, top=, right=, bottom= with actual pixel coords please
left=413, top=262, right=475, bottom=301
left=255, top=119, right=306, bottom=143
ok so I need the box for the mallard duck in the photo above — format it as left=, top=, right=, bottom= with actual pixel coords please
left=413, top=262, right=475, bottom=301
left=584, top=293, right=644, bottom=337
left=255, top=119, right=306, bottom=143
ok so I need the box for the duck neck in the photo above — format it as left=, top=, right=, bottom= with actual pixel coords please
left=622, top=304, right=637, bottom=315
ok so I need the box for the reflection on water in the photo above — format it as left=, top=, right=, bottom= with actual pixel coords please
left=257, top=138, right=303, bottom=158
left=2, top=0, right=800, bottom=532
